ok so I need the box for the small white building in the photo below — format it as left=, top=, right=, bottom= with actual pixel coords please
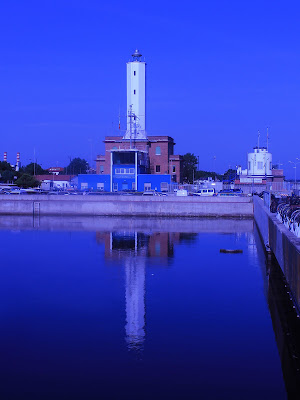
left=35, top=174, right=76, bottom=191
left=237, top=147, right=272, bottom=182
left=247, top=147, right=272, bottom=177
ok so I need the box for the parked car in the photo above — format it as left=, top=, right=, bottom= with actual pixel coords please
left=176, top=189, right=188, bottom=197
left=142, top=190, right=160, bottom=196
left=193, top=188, right=215, bottom=196
left=218, top=189, right=243, bottom=197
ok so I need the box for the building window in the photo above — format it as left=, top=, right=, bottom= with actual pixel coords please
left=161, top=182, right=168, bottom=192
left=130, top=168, right=135, bottom=174
left=97, top=183, right=104, bottom=191
left=144, top=183, right=151, bottom=191
left=156, top=165, right=161, bottom=173
left=81, top=183, right=88, bottom=189
left=155, top=146, right=161, bottom=155
left=172, top=166, right=176, bottom=173
left=113, top=183, right=118, bottom=192
left=112, top=146, right=117, bottom=150
left=134, top=90, right=136, bottom=94
left=100, top=165, right=104, bottom=173
left=134, top=71, right=136, bottom=76
left=248, top=162, right=251, bottom=171
left=257, top=161, right=263, bottom=170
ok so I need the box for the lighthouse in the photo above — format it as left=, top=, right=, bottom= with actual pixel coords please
left=124, top=49, right=147, bottom=140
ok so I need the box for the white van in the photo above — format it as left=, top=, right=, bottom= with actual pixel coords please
left=176, top=189, right=188, bottom=196
left=193, top=188, right=215, bottom=196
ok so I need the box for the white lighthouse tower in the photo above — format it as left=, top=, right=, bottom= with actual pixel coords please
left=124, top=49, right=147, bottom=140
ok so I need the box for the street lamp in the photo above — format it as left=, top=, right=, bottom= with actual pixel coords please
left=288, top=159, right=300, bottom=190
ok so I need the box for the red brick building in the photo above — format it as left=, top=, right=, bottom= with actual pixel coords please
left=96, top=135, right=183, bottom=183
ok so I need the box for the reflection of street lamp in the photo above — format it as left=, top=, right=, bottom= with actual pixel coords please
left=52, top=172, right=56, bottom=190
left=288, top=159, right=300, bottom=189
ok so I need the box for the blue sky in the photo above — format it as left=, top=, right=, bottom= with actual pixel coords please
left=0, top=0, right=299, bottom=177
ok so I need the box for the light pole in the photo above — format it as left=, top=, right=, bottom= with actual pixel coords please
left=288, top=159, right=300, bottom=190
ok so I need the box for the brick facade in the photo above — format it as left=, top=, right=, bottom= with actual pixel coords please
left=96, top=135, right=183, bottom=183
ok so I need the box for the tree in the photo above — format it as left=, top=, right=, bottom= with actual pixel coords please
left=195, top=170, right=223, bottom=181
left=15, top=174, right=40, bottom=188
left=0, top=162, right=15, bottom=183
left=223, top=168, right=237, bottom=182
left=0, top=161, right=13, bottom=172
left=22, top=162, right=47, bottom=175
left=182, top=153, right=198, bottom=183
left=64, top=158, right=89, bottom=175
left=0, top=170, right=15, bottom=183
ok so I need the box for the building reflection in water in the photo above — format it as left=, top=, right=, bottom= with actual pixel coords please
left=124, top=256, right=145, bottom=351
left=96, top=230, right=187, bottom=352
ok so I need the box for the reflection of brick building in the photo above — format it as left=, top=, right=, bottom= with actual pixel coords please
left=96, top=135, right=182, bottom=183
left=95, top=231, right=181, bottom=262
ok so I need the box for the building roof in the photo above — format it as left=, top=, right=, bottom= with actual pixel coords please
left=47, top=167, right=64, bottom=172
left=109, top=148, right=148, bottom=153
left=35, top=175, right=75, bottom=181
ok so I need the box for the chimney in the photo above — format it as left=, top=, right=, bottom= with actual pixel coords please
left=16, top=152, right=20, bottom=172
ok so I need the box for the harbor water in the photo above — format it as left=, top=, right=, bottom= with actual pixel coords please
left=0, top=216, right=295, bottom=399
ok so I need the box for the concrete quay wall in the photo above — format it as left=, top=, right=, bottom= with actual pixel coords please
left=254, top=196, right=300, bottom=307
left=0, top=215, right=254, bottom=233
left=0, top=195, right=253, bottom=218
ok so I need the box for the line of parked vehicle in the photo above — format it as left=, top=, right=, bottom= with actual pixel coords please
left=0, top=187, right=245, bottom=197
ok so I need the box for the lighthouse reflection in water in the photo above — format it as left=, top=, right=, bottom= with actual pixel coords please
left=98, top=230, right=177, bottom=352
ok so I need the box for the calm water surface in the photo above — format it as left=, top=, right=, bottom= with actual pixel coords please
left=0, top=217, right=288, bottom=399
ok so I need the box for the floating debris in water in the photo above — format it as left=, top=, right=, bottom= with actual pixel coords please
left=220, top=249, right=243, bottom=254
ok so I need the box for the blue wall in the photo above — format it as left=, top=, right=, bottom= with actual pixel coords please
left=78, top=174, right=110, bottom=191
left=137, top=175, right=171, bottom=192
left=112, top=164, right=135, bottom=191
left=78, top=174, right=171, bottom=192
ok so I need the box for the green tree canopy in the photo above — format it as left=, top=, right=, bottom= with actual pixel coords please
left=0, top=161, right=13, bottom=172
left=0, top=170, right=15, bottom=183
left=64, top=158, right=89, bottom=175
left=22, top=162, right=48, bottom=175
left=195, top=170, right=223, bottom=181
left=223, top=168, right=237, bottom=182
left=15, top=174, right=40, bottom=188
left=182, top=153, right=198, bottom=183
